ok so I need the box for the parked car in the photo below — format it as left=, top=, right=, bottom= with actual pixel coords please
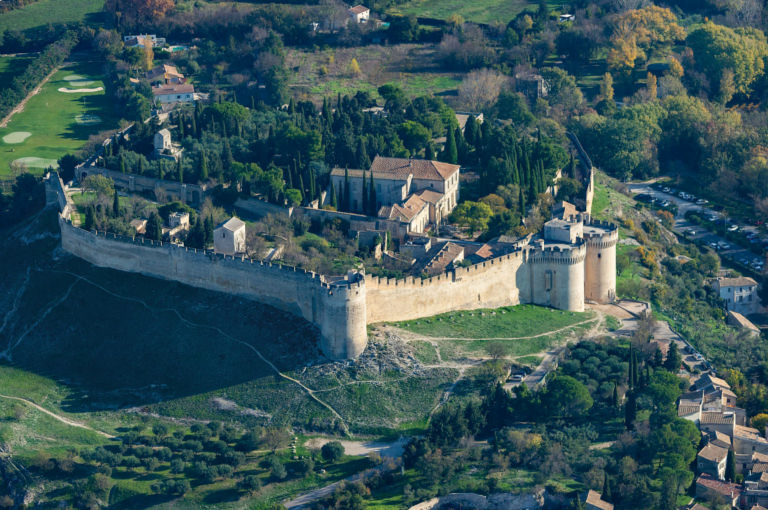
left=696, top=199, right=709, bottom=205
left=728, top=224, right=740, bottom=232
left=662, top=187, right=671, bottom=193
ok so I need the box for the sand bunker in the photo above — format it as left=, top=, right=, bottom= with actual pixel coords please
left=75, top=114, right=101, bottom=125
left=2, top=132, right=31, bottom=144
left=13, top=157, right=59, bottom=169
left=58, top=87, right=104, bottom=93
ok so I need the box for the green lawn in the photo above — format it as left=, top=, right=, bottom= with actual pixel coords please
left=0, top=0, right=104, bottom=33
left=0, top=60, right=118, bottom=178
left=389, top=0, right=568, bottom=24
left=393, top=304, right=594, bottom=338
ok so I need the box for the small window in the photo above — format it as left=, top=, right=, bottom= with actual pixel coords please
left=598, top=253, right=601, bottom=258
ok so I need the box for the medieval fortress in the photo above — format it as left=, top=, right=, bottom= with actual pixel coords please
left=47, top=163, right=617, bottom=360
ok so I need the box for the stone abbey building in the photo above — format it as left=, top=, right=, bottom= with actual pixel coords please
left=48, top=168, right=617, bottom=360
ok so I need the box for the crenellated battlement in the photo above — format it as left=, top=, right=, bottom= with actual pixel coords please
left=47, top=171, right=617, bottom=360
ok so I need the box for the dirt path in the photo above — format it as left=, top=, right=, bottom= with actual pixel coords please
left=382, top=316, right=598, bottom=342
left=0, top=394, right=114, bottom=438
left=0, top=66, right=60, bottom=128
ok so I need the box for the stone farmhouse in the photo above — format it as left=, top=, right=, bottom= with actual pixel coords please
left=214, top=217, right=246, bottom=256
left=152, top=83, right=196, bottom=105
left=714, top=276, right=761, bottom=316
left=330, top=156, right=460, bottom=233
left=347, top=4, right=370, bottom=23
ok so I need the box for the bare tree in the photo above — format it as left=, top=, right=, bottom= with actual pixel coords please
left=458, top=68, right=508, bottom=111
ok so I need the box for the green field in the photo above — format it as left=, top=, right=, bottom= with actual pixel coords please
left=0, top=0, right=104, bottom=33
left=393, top=304, right=594, bottom=338
left=389, top=0, right=568, bottom=24
left=0, top=55, right=34, bottom=90
left=0, top=61, right=118, bottom=178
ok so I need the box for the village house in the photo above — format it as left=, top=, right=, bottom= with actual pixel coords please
left=152, top=83, right=196, bottom=105
left=454, top=111, right=484, bottom=133
left=714, top=276, right=761, bottom=315
left=348, top=4, right=370, bottom=23
left=123, top=34, right=165, bottom=48
left=581, top=490, right=613, bottom=510
left=146, top=64, right=185, bottom=85
left=154, top=128, right=182, bottom=161
left=695, top=474, right=741, bottom=507
left=214, top=217, right=246, bottom=256
left=164, top=212, right=190, bottom=242
left=697, top=443, right=729, bottom=481
left=515, top=72, right=549, bottom=100
left=130, top=218, right=147, bottom=235
left=727, top=310, right=762, bottom=337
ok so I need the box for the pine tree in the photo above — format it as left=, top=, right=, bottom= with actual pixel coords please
left=725, top=448, right=736, bottom=482
left=200, top=152, right=209, bottom=180
left=112, top=189, right=120, bottom=217
left=442, top=126, right=458, bottom=164
left=368, top=172, right=377, bottom=216
left=362, top=170, right=368, bottom=214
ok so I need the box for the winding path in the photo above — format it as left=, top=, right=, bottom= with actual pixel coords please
left=0, top=394, right=114, bottom=438
left=0, top=66, right=60, bottom=128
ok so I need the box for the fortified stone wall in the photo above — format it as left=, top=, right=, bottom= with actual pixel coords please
left=82, top=167, right=208, bottom=207
left=365, top=253, right=525, bottom=323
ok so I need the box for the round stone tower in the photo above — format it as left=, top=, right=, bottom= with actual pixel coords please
left=318, top=274, right=368, bottom=359
left=583, top=220, right=619, bottom=303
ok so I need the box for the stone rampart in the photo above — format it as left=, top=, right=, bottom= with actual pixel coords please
left=82, top=167, right=208, bottom=207
left=365, top=252, right=525, bottom=323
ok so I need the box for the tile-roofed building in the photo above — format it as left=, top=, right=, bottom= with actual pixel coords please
left=694, top=373, right=732, bottom=392
left=421, top=242, right=465, bottom=277
left=727, top=310, right=761, bottom=337
left=582, top=490, right=613, bottom=510
left=214, top=217, right=246, bottom=256
left=329, top=157, right=460, bottom=232
left=147, top=64, right=185, bottom=85
left=152, top=83, right=195, bottom=104
left=348, top=4, right=370, bottom=23
left=695, top=474, right=741, bottom=507
left=697, top=443, right=728, bottom=480
left=377, top=195, right=429, bottom=233
left=714, top=276, right=761, bottom=315
left=454, top=111, right=483, bottom=132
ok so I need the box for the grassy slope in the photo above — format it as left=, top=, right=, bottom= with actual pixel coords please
left=389, top=0, right=568, bottom=24
left=394, top=304, right=593, bottom=338
left=0, top=55, right=34, bottom=89
left=0, top=0, right=104, bottom=33
left=0, top=61, right=118, bottom=177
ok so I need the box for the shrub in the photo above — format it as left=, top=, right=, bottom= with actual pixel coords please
left=321, top=441, right=345, bottom=463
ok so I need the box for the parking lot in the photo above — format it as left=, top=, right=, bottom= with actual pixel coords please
left=628, top=182, right=766, bottom=273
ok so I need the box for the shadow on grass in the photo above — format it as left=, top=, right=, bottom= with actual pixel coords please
left=202, top=488, right=243, bottom=504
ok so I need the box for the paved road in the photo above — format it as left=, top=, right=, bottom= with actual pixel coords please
left=627, top=183, right=765, bottom=273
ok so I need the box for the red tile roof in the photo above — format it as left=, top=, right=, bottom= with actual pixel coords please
left=369, top=156, right=459, bottom=181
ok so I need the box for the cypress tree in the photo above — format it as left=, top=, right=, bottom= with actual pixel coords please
left=612, top=383, right=619, bottom=409
left=112, top=189, right=120, bottom=217
left=84, top=205, right=95, bottom=230
left=425, top=143, right=434, bottom=160
left=357, top=137, right=370, bottom=169
left=464, top=115, right=478, bottom=147
left=624, top=390, right=636, bottom=430
left=343, top=168, right=350, bottom=212
left=725, top=448, right=736, bottom=482
left=369, top=172, right=377, bottom=216
left=200, top=152, right=209, bottom=180
left=442, top=126, right=458, bottom=164
left=119, top=154, right=126, bottom=174
left=178, top=114, right=185, bottom=138
left=362, top=171, right=368, bottom=214
left=297, top=173, right=306, bottom=203
left=519, top=187, right=526, bottom=216
left=330, top=179, right=338, bottom=209
left=146, top=212, right=162, bottom=241
left=178, top=157, right=184, bottom=184
left=629, top=346, right=635, bottom=389
left=138, top=156, right=146, bottom=175
left=309, top=167, right=316, bottom=200
left=204, top=215, right=214, bottom=247
left=223, top=140, right=233, bottom=171
left=602, top=473, right=612, bottom=503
